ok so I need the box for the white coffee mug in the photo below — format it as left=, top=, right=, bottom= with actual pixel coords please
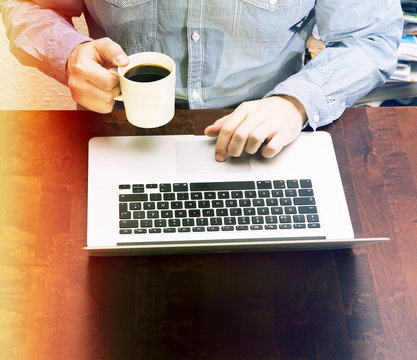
left=115, top=52, right=176, bottom=128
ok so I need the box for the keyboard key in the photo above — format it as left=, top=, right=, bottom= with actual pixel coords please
left=280, top=198, right=292, bottom=206
left=204, top=192, right=216, bottom=199
left=198, top=200, right=210, bottom=208
left=144, top=202, right=156, bottom=210
left=140, top=220, right=153, bottom=228
left=252, top=199, right=265, bottom=207
left=185, top=201, right=197, bottom=208
left=169, top=219, right=181, bottom=227
left=192, top=227, right=205, bottom=232
left=237, top=225, right=249, bottom=231
left=231, top=191, right=243, bottom=198
left=129, top=203, right=141, bottom=210
left=285, top=189, right=297, bottom=197
left=265, top=216, right=278, bottom=224
left=120, top=220, right=138, bottom=228
left=286, top=180, right=299, bottom=188
left=157, top=202, right=169, bottom=209
left=150, top=193, right=162, bottom=201
left=182, top=218, right=195, bottom=227
left=197, top=218, right=209, bottom=226
left=294, top=224, right=306, bottom=229
left=307, top=214, right=320, bottom=222
left=190, top=181, right=255, bottom=191
left=245, top=190, right=257, bottom=198
left=175, top=210, right=187, bottom=217
left=173, top=183, right=188, bottom=192
left=134, top=229, right=147, bottom=234
left=119, top=194, right=148, bottom=202
left=191, top=192, right=203, bottom=199
left=239, top=199, right=251, bottom=207
left=271, top=190, right=284, bottom=197
left=258, top=190, right=270, bottom=198
left=230, top=208, right=242, bottom=216
left=146, top=184, right=158, bottom=189
left=119, top=184, right=131, bottom=189
left=202, top=209, right=215, bottom=217
left=298, top=188, right=314, bottom=196
left=147, top=211, right=159, bottom=218
left=250, top=225, right=263, bottom=230
left=244, top=208, right=256, bottom=216
left=163, top=193, right=176, bottom=201
left=279, top=224, right=292, bottom=229
left=120, top=229, right=132, bottom=234
left=154, top=219, right=167, bottom=227
left=177, top=193, right=189, bottom=200
left=189, top=209, right=201, bottom=217
left=164, top=228, right=176, bottom=233
left=161, top=210, right=173, bottom=218
left=293, top=197, right=316, bottom=205
left=218, top=191, right=230, bottom=199
left=271, top=207, right=283, bottom=215
left=133, top=211, right=145, bottom=219
left=238, top=217, right=250, bottom=224
left=216, top=208, right=228, bottom=216
left=308, top=223, right=321, bottom=228
left=257, top=180, right=272, bottom=189
left=298, top=206, right=318, bottom=214
left=273, top=180, right=285, bottom=189
left=265, top=225, right=277, bottom=230
left=293, top=215, right=306, bottom=223
left=212, top=200, right=224, bottom=208
left=210, top=218, right=223, bottom=226
left=251, top=216, right=264, bottom=224
left=119, top=211, right=131, bottom=219
left=160, top=183, right=172, bottom=192
left=226, top=200, right=238, bottom=207
left=171, top=201, right=183, bottom=209
left=266, top=198, right=278, bottom=206
left=300, top=179, right=313, bottom=188
left=207, top=226, right=220, bottom=231
left=178, top=227, right=191, bottom=232
left=224, top=217, right=237, bottom=225
left=279, top=215, right=292, bottom=223
left=284, top=206, right=297, bottom=215
left=221, top=226, right=234, bottom=231
left=257, top=207, right=269, bottom=215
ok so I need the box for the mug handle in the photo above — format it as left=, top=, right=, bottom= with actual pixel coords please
left=108, top=67, right=123, bottom=101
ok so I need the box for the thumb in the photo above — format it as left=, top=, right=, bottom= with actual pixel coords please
left=93, top=37, right=129, bottom=67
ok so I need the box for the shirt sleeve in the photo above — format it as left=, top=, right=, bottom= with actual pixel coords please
left=1, top=0, right=93, bottom=85
left=265, top=0, right=404, bottom=130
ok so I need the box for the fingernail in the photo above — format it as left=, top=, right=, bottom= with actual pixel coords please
left=114, top=53, right=129, bottom=66
left=215, top=151, right=226, bottom=162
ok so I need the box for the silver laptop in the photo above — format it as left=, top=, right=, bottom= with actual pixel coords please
left=83, top=132, right=388, bottom=255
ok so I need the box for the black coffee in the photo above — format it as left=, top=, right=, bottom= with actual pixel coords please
left=124, top=64, right=170, bottom=83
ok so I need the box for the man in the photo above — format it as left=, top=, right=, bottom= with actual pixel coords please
left=1, top=1, right=403, bottom=161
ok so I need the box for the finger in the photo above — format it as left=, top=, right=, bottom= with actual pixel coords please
left=227, top=115, right=269, bottom=157
left=94, top=37, right=129, bottom=67
left=204, top=115, right=228, bottom=137
left=260, top=134, right=286, bottom=158
left=214, top=111, right=249, bottom=162
left=244, top=120, right=277, bottom=155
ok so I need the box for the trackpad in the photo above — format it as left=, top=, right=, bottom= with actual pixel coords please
left=176, top=138, right=251, bottom=174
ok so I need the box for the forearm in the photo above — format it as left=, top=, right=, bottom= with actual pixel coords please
left=1, top=0, right=92, bottom=84
left=266, top=0, right=403, bottom=130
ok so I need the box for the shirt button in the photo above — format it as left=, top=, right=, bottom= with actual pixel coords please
left=313, top=114, right=320, bottom=124
left=269, top=0, right=277, bottom=5
left=192, top=31, right=200, bottom=42
left=192, top=89, right=200, bottom=100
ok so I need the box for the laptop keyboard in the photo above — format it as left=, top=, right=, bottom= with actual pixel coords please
left=118, top=180, right=320, bottom=235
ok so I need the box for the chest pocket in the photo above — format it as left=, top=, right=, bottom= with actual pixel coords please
left=233, top=0, right=302, bottom=46
left=98, top=0, right=157, bottom=52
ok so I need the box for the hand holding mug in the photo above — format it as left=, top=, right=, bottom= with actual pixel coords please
left=66, top=37, right=129, bottom=113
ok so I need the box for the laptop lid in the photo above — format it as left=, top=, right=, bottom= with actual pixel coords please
left=84, top=132, right=388, bottom=255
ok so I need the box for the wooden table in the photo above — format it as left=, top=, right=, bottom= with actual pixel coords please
left=0, top=108, right=416, bottom=360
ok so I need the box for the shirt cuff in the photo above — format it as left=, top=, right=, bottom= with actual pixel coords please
left=264, top=78, right=343, bottom=131
left=49, top=30, right=92, bottom=85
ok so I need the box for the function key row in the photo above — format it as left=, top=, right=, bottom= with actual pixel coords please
left=119, top=179, right=313, bottom=192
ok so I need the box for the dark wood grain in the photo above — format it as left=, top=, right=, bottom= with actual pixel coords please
left=0, top=107, right=416, bottom=360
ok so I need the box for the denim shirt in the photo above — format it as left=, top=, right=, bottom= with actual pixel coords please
left=2, top=0, right=403, bottom=128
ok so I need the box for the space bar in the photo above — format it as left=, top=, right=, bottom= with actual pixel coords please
left=190, top=181, right=256, bottom=191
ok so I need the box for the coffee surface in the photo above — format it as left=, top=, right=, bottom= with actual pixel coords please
left=124, top=64, right=170, bottom=83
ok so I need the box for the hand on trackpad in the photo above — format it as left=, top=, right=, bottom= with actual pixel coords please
left=176, top=138, right=251, bottom=174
